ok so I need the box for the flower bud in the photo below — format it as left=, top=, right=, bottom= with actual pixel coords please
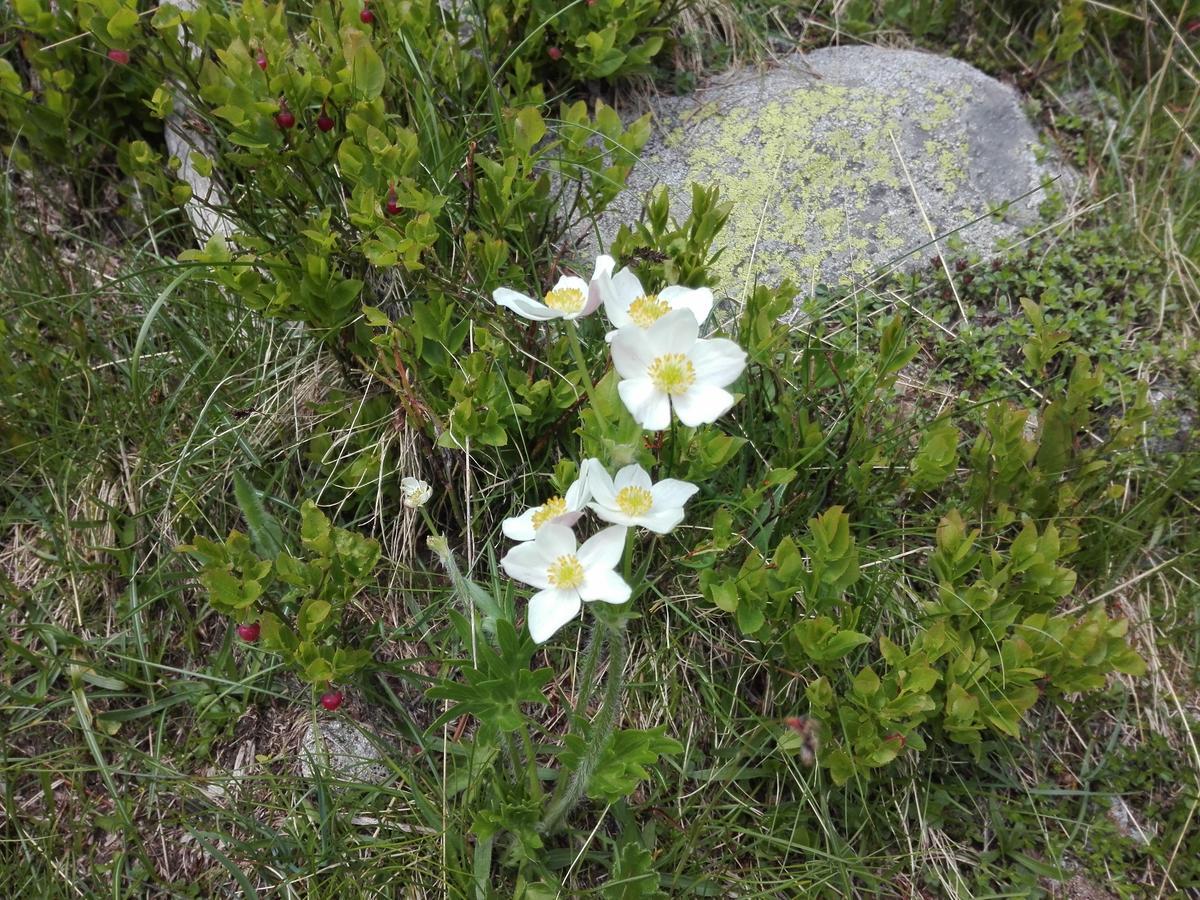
left=426, top=534, right=451, bottom=562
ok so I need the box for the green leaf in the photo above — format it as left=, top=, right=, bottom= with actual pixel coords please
left=512, top=107, right=546, bottom=155
left=344, top=29, right=385, bottom=100
left=735, top=597, right=765, bottom=634
left=259, top=612, right=298, bottom=655
left=107, top=6, right=140, bottom=42
left=303, top=656, right=334, bottom=684
left=300, top=501, right=332, bottom=553
left=602, top=840, right=667, bottom=899
left=706, top=577, right=739, bottom=613
left=297, top=598, right=332, bottom=640
left=560, top=727, right=682, bottom=805
left=199, top=568, right=242, bottom=612
left=852, top=666, right=881, bottom=698
left=332, top=647, right=372, bottom=678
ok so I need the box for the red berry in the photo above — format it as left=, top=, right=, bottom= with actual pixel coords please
left=276, top=110, right=296, bottom=129
left=256, top=52, right=268, bottom=71
left=547, top=46, right=562, bottom=61
left=107, top=49, right=130, bottom=65
left=236, top=622, right=261, bottom=642
left=317, top=113, right=335, bottom=132
left=320, top=690, right=344, bottom=711
left=385, top=195, right=400, bottom=216
left=360, top=8, right=375, bottom=23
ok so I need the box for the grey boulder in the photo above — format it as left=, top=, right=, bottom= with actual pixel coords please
left=589, top=46, right=1077, bottom=298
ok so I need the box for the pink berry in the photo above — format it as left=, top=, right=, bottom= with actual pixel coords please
left=236, top=622, right=261, bottom=642
left=360, top=8, right=375, bottom=23
left=107, top=49, right=130, bottom=65
left=547, top=46, right=562, bottom=61
left=317, top=113, right=335, bottom=133
left=256, top=52, right=268, bottom=71
left=276, top=109, right=295, bottom=129
left=320, top=690, right=344, bottom=711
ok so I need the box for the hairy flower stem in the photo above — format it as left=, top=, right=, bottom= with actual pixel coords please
left=571, top=625, right=603, bottom=729
left=564, top=320, right=598, bottom=410
left=667, top=416, right=679, bottom=477
left=539, top=622, right=627, bottom=834
left=519, top=722, right=541, bottom=800
left=427, top=532, right=503, bottom=627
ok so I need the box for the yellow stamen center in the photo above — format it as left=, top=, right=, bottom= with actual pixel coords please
left=547, top=554, right=585, bottom=590
left=628, top=294, right=670, bottom=328
left=544, top=287, right=586, bottom=314
left=531, top=496, right=567, bottom=530
left=615, top=486, right=654, bottom=517
left=647, top=353, right=696, bottom=395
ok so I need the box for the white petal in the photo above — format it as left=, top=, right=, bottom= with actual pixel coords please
left=691, top=337, right=747, bottom=389
left=587, top=501, right=636, bottom=527
left=611, top=268, right=645, bottom=306
left=493, top=288, right=561, bottom=321
left=578, top=525, right=627, bottom=571
left=650, top=478, right=699, bottom=510
left=610, top=327, right=654, bottom=378
left=585, top=463, right=618, bottom=507
left=591, top=255, right=616, bottom=282
left=579, top=568, right=632, bottom=605
left=639, top=507, right=686, bottom=534
left=555, top=510, right=584, bottom=529
left=552, top=274, right=590, bottom=295
left=535, top=522, right=577, bottom=560
left=502, top=541, right=552, bottom=588
left=673, top=384, right=735, bottom=427
left=646, top=307, right=699, bottom=355
left=502, top=509, right=538, bottom=541
left=566, top=461, right=597, bottom=509
left=613, top=464, right=652, bottom=491
left=660, top=285, right=714, bottom=329
left=586, top=256, right=615, bottom=315
left=527, top=589, right=582, bottom=643
left=618, top=378, right=671, bottom=431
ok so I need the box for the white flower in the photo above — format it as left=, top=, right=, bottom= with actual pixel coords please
left=492, top=255, right=615, bottom=322
left=587, top=463, right=698, bottom=534
left=598, top=263, right=713, bottom=341
left=501, top=524, right=631, bottom=642
left=400, top=477, right=432, bottom=509
left=502, top=460, right=599, bottom=542
left=611, top=308, right=747, bottom=431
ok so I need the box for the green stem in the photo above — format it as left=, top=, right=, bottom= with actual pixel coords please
left=667, top=416, right=679, bottom=477
left=571, top=624, right=604, bottom=728
left=519, top=722, right=541, bottom=800
left=539, top=622, right=627, bottom=834
left=623, top=525, right=635, bottom=583
left=564, top=319, right=598, bottom=409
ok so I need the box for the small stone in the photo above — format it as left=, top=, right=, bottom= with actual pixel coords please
left=1146, top=384, right=1195, bottom=455
left=299, top=719, right=390, bottom=786
left=1107, top=795, right=1153, bottom=846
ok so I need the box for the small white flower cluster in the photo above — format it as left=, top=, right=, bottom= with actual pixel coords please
left=498, top=459, right=699, bottom=641
left=491, top=257, right=748, bottom=642
left=496, top=256, right=747, bottom=431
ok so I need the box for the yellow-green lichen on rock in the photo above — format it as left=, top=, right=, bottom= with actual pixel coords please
left=588, top=47, right=1076, bottom=304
